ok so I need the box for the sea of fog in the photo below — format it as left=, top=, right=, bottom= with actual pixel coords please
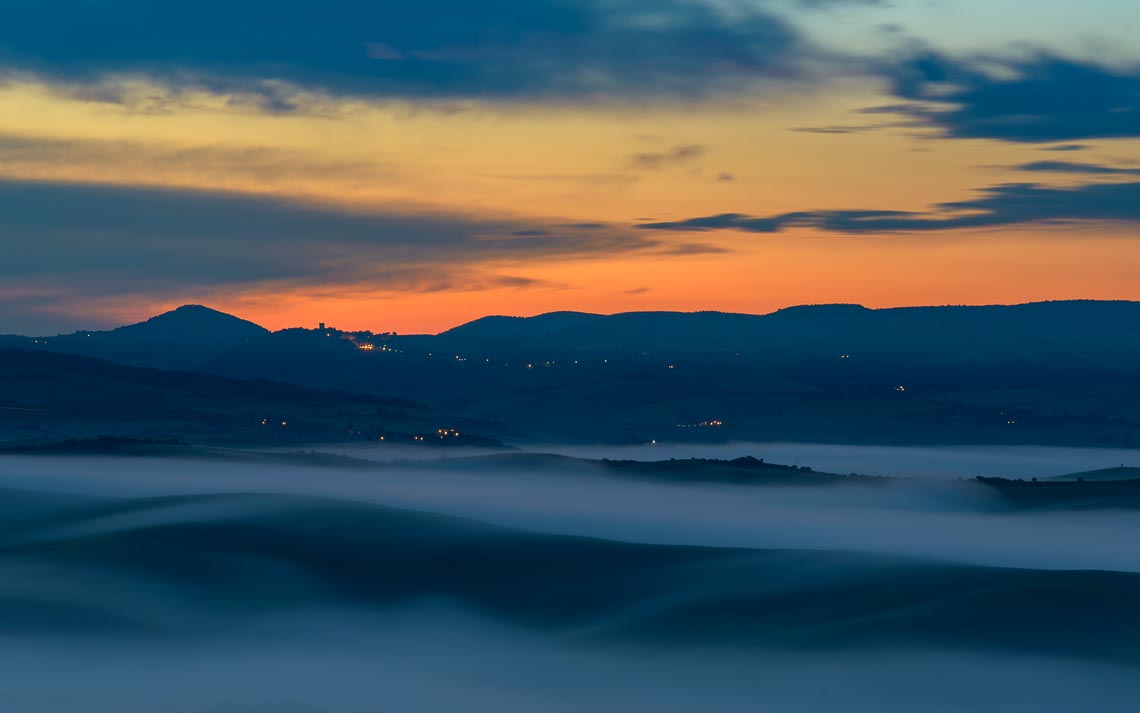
left=0, top=453, right=1138, bottom=711
left=5, top=454, right=1140, bottom=572
left=309, top=441, right=1140, bottom=479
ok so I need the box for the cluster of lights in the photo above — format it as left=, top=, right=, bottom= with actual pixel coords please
left=676, top=420, right=724, bottom=429
left=407, top=356, right=625, bottom=368
left=895, top=385, right=907, bottom=392
left=327, top=329, right=396, bottom=352
left=437, top=428, right=461, bottom=438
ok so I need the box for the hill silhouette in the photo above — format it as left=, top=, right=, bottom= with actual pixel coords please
left=0, top=304, right=269, bottom=370
left=439, top=300, right=1140, bottom=360
left=203, top=301, right=1140, bottom=447
left=106, top=304, right=268, bottom=342
left=6, top=300, right=1140, bottom=447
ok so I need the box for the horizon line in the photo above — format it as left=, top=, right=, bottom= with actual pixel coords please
left=9, top=297, right=1140, bottom=338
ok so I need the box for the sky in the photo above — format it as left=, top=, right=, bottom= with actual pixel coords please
left=1, top=0, right=1139, bottom=334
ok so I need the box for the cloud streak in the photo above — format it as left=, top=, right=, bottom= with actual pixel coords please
left=0, top=132, right=399, bottom=190
left=1015, top=161, right=1140, bottom=177
left=637, top=181, right=1140, bottom=234
left=0, top=178, right=660, bottom=324
left=628, top=144, right=706, bottom=170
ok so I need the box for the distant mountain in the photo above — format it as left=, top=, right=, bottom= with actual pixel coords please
left=446, top=311, right=605, bottom=339
left=439, top=301, right=1140, bottom=360
left=7, top=300, right=1140, bottom=448
left=4, top=305, right=270, bottom=370
left=104, top=304, right=268, bottom=343
left=197, top=300, right=1140, bottom=448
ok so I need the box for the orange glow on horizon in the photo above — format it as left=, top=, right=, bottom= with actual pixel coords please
left=3, top=79, right=1139, bottom=336
left=78, top=227, right=1139, bottom=335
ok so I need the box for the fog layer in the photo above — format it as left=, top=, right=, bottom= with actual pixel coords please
left=0, top=453, right=1138, bottom=711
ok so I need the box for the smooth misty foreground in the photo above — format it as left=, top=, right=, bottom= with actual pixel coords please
left=0, top=453, right=1139, bottom=712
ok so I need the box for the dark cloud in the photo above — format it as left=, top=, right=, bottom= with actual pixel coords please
left=637, top=181, right=1140, bottom=234
left=1043, top=144, right=1090, bottom=152
left=791, top=126, right=869, bottom=135
left=715, top=172, right=736, bottom=182
left=0, top=133, right=397, bottom=185
left=789, top=121, right=905, bottom=134
left=1015, top=161, right=1140, bottom=177
left=0, top=0, right=811, bottom=103
left=629, top=144, right=706, bottom=170
left=0, top=179, right=658, bottom=303
left=656, top=242, right=731, bottom=255
left=873, top=54, right=1140, bottom=143
left=558, top=222, right=609, bottom=230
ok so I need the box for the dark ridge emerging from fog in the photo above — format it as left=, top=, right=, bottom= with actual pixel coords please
left=1051, top=466, right=1140, bottom=481
left=413, top=451, right=872, bottom=484
left=7, top=441, right=1140, bottom=511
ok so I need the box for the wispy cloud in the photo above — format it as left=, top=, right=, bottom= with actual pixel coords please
left=0, top=133, right=397, bottom=188
left=629, top=144, right=706, bottom=170
left=1014, top=161, right=1140, bottom=177
left=637, top=181, right=1140, bottom=234
left=656, top=242, right=731, bottom=255
left=0, top=178, right=661, bottom=324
